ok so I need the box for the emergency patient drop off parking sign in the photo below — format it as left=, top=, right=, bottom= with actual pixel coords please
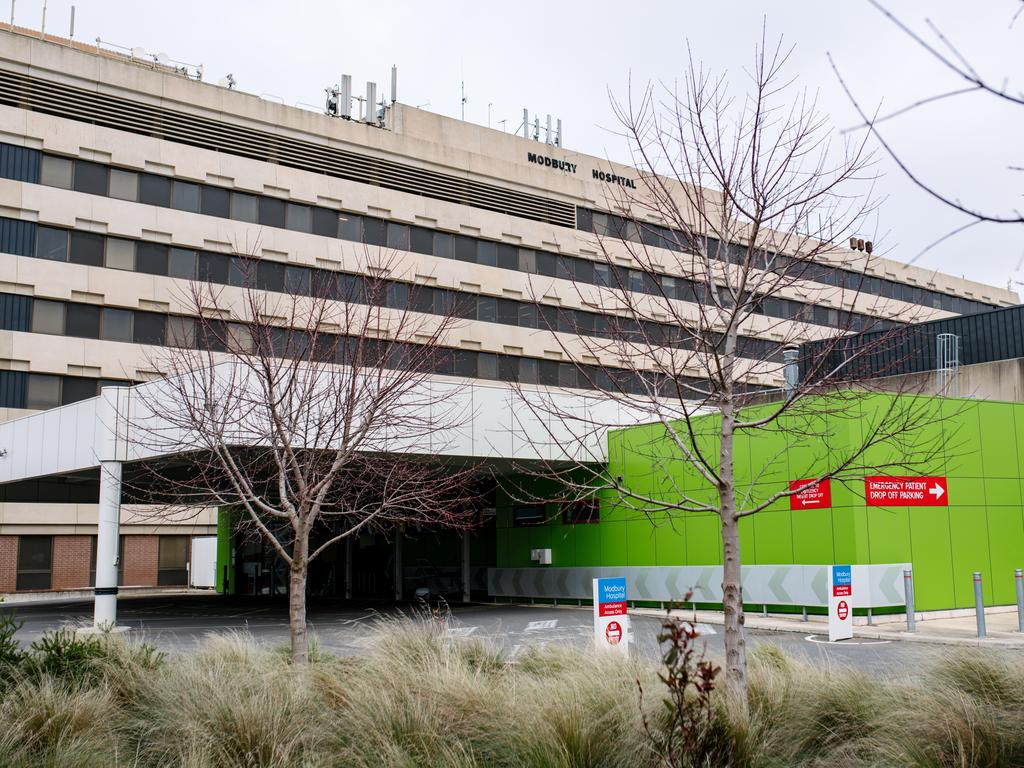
left=828, top=565, right=854, bottom=642
left=593, top=577, right=629, bottom=654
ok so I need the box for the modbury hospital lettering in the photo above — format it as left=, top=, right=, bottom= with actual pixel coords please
left=527, top=152, right=576, bottom=173
left=592, top=169, right=637, bottom=189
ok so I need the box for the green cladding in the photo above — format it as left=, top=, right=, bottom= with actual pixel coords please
left=495, top=393, right=1024, bottom=610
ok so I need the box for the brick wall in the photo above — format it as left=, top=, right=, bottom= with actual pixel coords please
left=52, top=535, right=93, bottom=590
left=121, top=535, right=158, bottom=587
left=0, top=536, right=15, bottom=592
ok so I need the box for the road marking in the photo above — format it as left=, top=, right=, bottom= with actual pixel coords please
left=525, top=620, right=558, bottom=631
left=804, top=634, right=891, bottom=646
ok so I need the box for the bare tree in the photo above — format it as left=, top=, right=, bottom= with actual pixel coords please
left=511, top=36, right=950, bottom=712
left=127, top=251, right=480, bottom=663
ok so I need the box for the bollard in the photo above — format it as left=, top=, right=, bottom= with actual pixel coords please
left=973, top=571, right=986, bottom=638
left=867, top=607, right=873, bottom=626
left=903, top=569, right=916, bottom=632
left=1016, top=569, right=1024, bottom=633
left=801, top=606, right=808, bottom=622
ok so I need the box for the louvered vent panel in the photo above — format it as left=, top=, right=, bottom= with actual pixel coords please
left=0, top=69, right=576, bottom=227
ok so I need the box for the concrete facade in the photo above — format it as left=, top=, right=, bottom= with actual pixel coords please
left=0, top=23, right=1016, bottom=594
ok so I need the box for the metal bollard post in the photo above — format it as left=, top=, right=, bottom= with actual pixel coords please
left=1015, top=569, right=1024, bottom=633
left=973, top=571, right=986, bottom=638
left=867, top=607, right=873, bottom=626
left=903, top=569, right=916, bottom=633
left=801, top=606, right=808, bottom=622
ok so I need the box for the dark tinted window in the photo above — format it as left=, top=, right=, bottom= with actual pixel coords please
left=257, top=261, right=286, bottom=292
left=136, top=242, right=168, bottom=275
left=198, top=251, right=230, bottom=283
left=68, top=231, right=104, bottom=266
left=66, top=304, right=101, bottom=338
left=133, top=311, right=167, bottom=345
left=433, top=232, right=453, bottom=259
left=139, top=174, right=172, bottom=207
left=410, top=226, right=433, bottom=255
left=512, top=506, right=546, bottom=527
left=454, top=235, right=476, bottom=263
left=259, top=197, right=286, bottom=228
left=312, top=207, right=338, bottom=237
left=286, top=203, right=311, bottom=233
left=387, top=222, right=410, bottom=250
left=339, top=214, right=362, bottom=241
left=477, top=241, right=496, bottom=267
left=200, top=185, right=230, bottom=218
left=363, top=217, right=386, bottom=246
left=172, top=181, right=200, bottom=212
left=497, top=244, right=518, bottom=270
left=73, top=160, right=108, bottom=195
left=62, top=376, right=98, bottom=404
left=36, top=227, right=67, bottom=261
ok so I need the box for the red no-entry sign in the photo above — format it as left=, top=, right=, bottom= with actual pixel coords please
left=837, top=600, right=849, bottom=621
left=789, top=479, right=832, bottom=510
left=605, top=621, right=622, bottom=646
left=864, top=476, right=948, bottom=507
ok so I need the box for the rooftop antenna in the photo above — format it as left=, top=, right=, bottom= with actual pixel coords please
left=69, top=5, right=74, bottom=38
left=487, top=102, right=492, bottom=129
left=545, top=114, right=552, bottom=144
left=460, top=80, right=467, bottom=121
left=533, top=116, right=540, bottom=141
left=340, top=74, right=352, bottom=118
left=39, top=0, right=45, bottom=37
left=555, top=118, right=562, bottom=147
left=364, top=81, right=377, bottom=124
left=522, top=108, right=529, bottom=139
left=9, top=0, right=14, bottom=26
left=390, top=65, right=397, bottom=104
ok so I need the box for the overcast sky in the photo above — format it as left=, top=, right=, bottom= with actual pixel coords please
left=15, top=0, right=1024, bottom=293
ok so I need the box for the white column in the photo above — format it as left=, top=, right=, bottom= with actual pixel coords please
left=393, top=529, right=403, bottom=602
left=93, top=460, right=122, bottom=628
left=461, top=531, right=472, bottom=603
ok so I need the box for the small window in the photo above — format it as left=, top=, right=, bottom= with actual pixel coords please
left=133, top=311, right=167, bottom=345
left=40, top=156, right=73, bottom=189
left=35, top=226, right=68, bottom=261
left=101, top=308, right=133, bottom=342
left=198, top=252, right=230, bottom=284
left=284, top=266, right=311, bottom=295
left=338, top=213, right=362, bottom=242
left=171, top=181, right=201, bottom=213
left=167, top=316, right=195, bottom=347
left=433, top=232, right=453, bottom=260
left=410, top=226, right=433, bottom=255
left=108, top=169, right=138, bottom=201
left=230, top=192, right=259, bottom=223
left=136, top=242, right=168, bottom=275
left=105, top=238, right=135, bottom=270
left=16, top=536, right=53, bottom=590
left=285, top=203, right=312, bottom=233
left=512, top=505, right=546, bottom=527
left=362, top=217, right=386, bottom=246
left=453, top=235, right=477, bottom=263
left=66, top=304, right=101, bottom=338
left=477, top=241, right=497, bottom=267
left=73, top=160, right=108, bottom=196
left=31, top=299, right=65, bottom=335
left=477, top=352, right=498, bottom=380
left=386, top=222, right=410, bottom=250
left=69, top=231, right=104, bottom=267
left=25, top=374, right=60, bottom=410
left=259, top=196, right=286, bottom=228
left=497, top=244, right=518, bottom=270
left=312, top=207, right=338, bottom=237
left=168, top=248, right=197, bottom=279
left=200, top=185, right=230, bottom=218
left=62, top=376, right=98, bottom=404
left=257, top=261, right=286, bottom=292
left=157, top=535, right=189, bottom=586
left=518, top=248, right=536, bottom=273
left=562, top=499, right=599, bottom=525
left=139, top=174, right=172, bottom=207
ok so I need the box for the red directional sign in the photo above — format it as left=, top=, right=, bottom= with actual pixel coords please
left=789, top=479, right=832, bottom=510
left=864, top=476, right=948, bottom=507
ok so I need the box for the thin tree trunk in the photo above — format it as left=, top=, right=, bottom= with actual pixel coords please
left=721, top=512, right=748, bottom=714
left=289, top=538, right=309, bottom=665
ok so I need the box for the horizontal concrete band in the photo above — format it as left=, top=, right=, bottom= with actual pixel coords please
left=488, top=563, right=912, bottom=608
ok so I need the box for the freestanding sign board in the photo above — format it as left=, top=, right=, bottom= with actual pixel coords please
left=828, top=565, right=854, bottom=642
left=864, top=476, right=948, bottom=506
left=593, top=577, right=629, bottom=654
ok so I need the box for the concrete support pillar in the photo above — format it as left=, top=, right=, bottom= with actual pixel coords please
left=344, top=535, right=353, bottom=600
left=461, top=531, right=471, bottom=603
left=93, top=460, right=122, bottom=628
left=393, top=529, right=403, bottom=602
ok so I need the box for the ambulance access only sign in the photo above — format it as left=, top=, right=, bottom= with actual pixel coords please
left=828, top=564, right=854, bottom=642
left=864, top=476, right=948, bottom=506
left=593, top=577, right=629, bottom=654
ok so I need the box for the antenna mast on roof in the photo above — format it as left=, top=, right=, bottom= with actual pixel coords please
left=521, top=108, right=563, bottom=147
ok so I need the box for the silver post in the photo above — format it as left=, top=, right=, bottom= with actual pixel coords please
left=867, top=607, right=873, bottom=626
left=801, top=606, right=808, bottom=622
left=903, top=569, right=916, bottom=632
left=1015, top=568, right=1023, bottom=633
left=973, top=571, right=986, bottom=638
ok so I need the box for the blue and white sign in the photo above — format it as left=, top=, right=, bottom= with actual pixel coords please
left=828, top=564, right=854, bottom=641
left=593, top=577, right=629, bottom=653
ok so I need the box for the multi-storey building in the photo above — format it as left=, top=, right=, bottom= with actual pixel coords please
left=0, top=23, right=1015, bottom=598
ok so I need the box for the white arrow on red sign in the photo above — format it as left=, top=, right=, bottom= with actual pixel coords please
left=928, top=483, right=945, bottom=500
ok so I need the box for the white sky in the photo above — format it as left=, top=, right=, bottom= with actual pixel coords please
left=13, top=0, right=1024, bottom=294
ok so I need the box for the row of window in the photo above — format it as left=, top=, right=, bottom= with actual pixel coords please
left=4, top=219, right=787, bottom=362
left=0, top=143, right=913, bottom=332
left=0, top=369, right=129, bottom=410
left=511, top=500, right=601, bottom=527
left=0, top=293, right=722, bottom=399
left=13, top=534, right=190, bottom=591
left=577, top=208, right=995, bottom=316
